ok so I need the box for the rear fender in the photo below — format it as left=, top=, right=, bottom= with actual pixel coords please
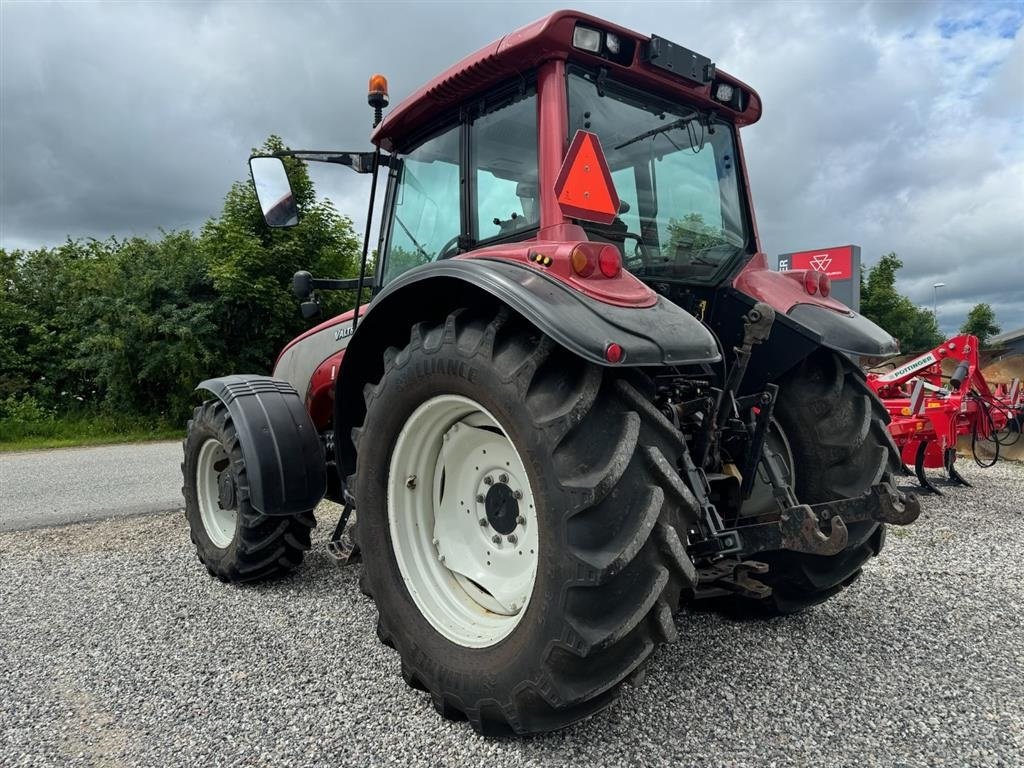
left=734, top=254, right=898, bottom=358
left=333, top=258, right=721, bottom=477
left=196, top=375, right=326, bottom=515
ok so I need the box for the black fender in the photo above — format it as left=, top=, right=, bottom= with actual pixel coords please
left=708, top=290, right=899, bottom=394
left=375, top=259, right=721, bottom=366
left=196, top=375, right=326, bottom=516
left=786, top=303, right=899, bottom=357
left=333, top=258, right=721, bottom=477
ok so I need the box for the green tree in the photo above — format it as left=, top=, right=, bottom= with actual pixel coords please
left=860, top=253, right=943, bottom=352
left=72, top=232, right=222, bottom=418
left=0, top=134, right=364, bottom=425
left=960, top=303, right=1000, bottom=347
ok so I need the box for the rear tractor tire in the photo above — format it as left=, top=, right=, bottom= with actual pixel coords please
left=736, top=350, right=896, bottom=615
left=352, top=308, right=700, bottom=734
left=182, top=400, right=316, bottom=582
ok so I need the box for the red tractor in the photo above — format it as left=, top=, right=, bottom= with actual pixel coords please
left=867, top=334, right=1020, bottom=492
left=182, top=11, right=920, bottom=734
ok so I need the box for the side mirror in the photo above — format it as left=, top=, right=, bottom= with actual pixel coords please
left=250, top=156, right=299, bottom=227
left=293, top=270, right=314, bottom=300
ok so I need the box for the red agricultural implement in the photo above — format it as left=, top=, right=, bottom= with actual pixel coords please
left=867, top=334, right=1022, bottom=493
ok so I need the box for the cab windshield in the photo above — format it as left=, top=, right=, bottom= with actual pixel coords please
left=567, top=68, right=749, bottom=283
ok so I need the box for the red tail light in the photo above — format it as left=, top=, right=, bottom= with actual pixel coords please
left=803, top=270, right=819, bottom=295
left=598, top=245, right=621, bottom=278
left=570, top=243, right=622, bottom=279
left=818, top=272, right=831, bottom=298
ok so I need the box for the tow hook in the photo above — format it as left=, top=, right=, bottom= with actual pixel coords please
left=725, top=481, right=921, bottom=557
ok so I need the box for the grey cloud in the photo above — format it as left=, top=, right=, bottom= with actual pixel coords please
left=1, top=0, right=1021, bottom=334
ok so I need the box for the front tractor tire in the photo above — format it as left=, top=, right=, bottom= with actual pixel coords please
left=182, top=401, right=316, bottom=582
left=353, top=308, right=700, bottom=735
left=743, top=350, right=896, bottom=614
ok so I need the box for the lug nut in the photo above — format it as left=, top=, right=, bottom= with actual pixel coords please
left=507, top=534, right=518, bottom=545
left=499, top=473, right=509, bottom=483
left=513, top=490, right=523, bottom=500
left=491, top=535, right=501, bottom=545
left=406, top=475, right=417, bottom=489
left=516, top=515, right=526, bottom=526
left=476, top=494, right=484, bottom=503
left=484, top=476, right=493, bottom=486
left=479, top=518, right=488, bottom=527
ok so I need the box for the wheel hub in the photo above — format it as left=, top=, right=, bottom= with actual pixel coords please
left=484, top=482, right=518, bottom=534
left=217, top=470, right=237, bottom=510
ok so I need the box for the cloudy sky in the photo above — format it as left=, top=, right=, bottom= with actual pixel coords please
left=2, top=0, right=1022, bottom=333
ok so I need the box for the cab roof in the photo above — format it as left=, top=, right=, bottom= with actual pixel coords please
left=371, top=9, right=762, bottom=152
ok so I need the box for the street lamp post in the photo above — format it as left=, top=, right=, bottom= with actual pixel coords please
left=933, top=282, right=946, bottom=325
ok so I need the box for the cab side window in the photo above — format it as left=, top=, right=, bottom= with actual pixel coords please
left=380, top=84, right=538, bottom=286
left=383, top=126, right=461, bottom=284
left=471, top=91, right=539, bottom=243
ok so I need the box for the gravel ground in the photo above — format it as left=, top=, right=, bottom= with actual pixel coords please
left=2, top=461, right=1022, bottom=767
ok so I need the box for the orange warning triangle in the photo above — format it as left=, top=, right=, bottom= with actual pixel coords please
left=554, top=130, right=620, bottom=225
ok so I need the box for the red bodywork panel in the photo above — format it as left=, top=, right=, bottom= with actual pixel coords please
left=733, top=253, right=850, bottom=314
left=307, top=350, right=345, bottom=430
left=275, top=309, right=358, bottom=431
left=274, top=308, right=356, bottom=370
left=371, top=10, right=762, bottom=153
left=865, top=334, right=1012, bottom=470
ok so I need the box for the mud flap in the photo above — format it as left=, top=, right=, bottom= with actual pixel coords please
left=197, top=375, right=326, bottom=515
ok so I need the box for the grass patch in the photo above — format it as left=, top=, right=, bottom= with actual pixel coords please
left=0, top=413, right=182, bottom=452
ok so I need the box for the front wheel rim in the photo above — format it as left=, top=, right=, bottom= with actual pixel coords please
left=196, top=438, right=238, bottom=549
left=388, top=395, right=539, bottom=648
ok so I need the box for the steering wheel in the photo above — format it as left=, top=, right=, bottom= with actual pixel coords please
left=436, top=234, right=462, bottom=261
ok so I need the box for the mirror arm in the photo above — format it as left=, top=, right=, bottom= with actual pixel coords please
left=312, top=278, right=362, bottom=291
left=263, top=151, right=389, bottom=174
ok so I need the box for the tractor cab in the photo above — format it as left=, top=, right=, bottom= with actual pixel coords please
left=376, top=63, right=750, bottom=290
left=367, top=13, right=758, bottom=295
left=251, top=11, right=767, bottom=312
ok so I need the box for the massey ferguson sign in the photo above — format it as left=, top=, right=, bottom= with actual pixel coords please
left=778, top=245, right=861, bottom=310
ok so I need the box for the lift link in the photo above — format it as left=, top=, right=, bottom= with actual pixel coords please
left=722, top=481, right=921, bottom=557
left=327, top=497, right=360, bottom=564
left=738, top=384, right=781, bottom=500
left=686, top=302, right=778, bottom=560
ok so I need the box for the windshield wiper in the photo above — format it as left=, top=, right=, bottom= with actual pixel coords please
left=614, top=114, right=700, bottom=151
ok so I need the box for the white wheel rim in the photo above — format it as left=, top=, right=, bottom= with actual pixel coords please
left=388, top=395, right=539, bottom=648
left=196, top=438, right=237, bottom=549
